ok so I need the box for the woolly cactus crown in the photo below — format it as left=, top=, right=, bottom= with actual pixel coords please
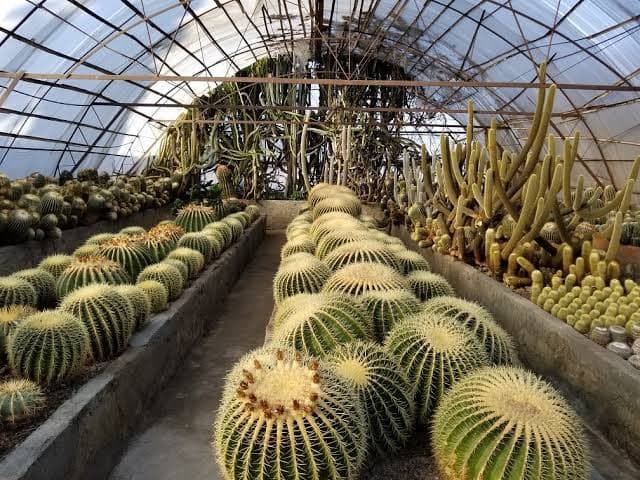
left=323, top=262, right=408, bottom=296
left=214, top=347, right=367, bottom=480
left=148, top=222, right=184, bottom=242
left=433, top=366, right=589, bottom=480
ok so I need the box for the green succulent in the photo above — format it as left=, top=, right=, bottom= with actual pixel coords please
left=166, top=248, right=205, bottom=279
left=323, top=262, right=408, bottom=296
left=203, top=222, right=233, bottom=248
left=85, top=233, right=118, bottom=245
left=119, top=226, right=146, bottom=236
left=73, top=244, right=102, bottom=258
left=56, top=256, right=130, bottom=298
left=361, top=289, right=422, bottom=341
left=98, top=235, right=152, bottom=280
left=12, top=268, right=57, bottom=308
left=161, top=258, right=190, bottom=285
left=114, top=284, right=151, bottom=331
left=433, top=366, right=589, bottom=480
left=40, top=191, right=64, bottom=214
left=137, top=280, right=168, bottom=313
left=38, top=254, right=74, bottom=279
left=137, top=263, right=184, bottom=301
left=175, top=204, right=216, bottom=232
left=315, top=229, right=373, bottom=259
left=273, top=252, right=331, bottom=303
left=328, top=341, right=415, bottom=454
left=177, top=232, right=215, bottom=263
left=59, top=284, right=135, bottom=360
left=0, top=379, right=45, bottom=423
left=385, top=314, right=489, bottom=426
left=394, top=249, right=431, bottom=274
left=0, top=276, right=38, bottom=308
left=323, top=239, right=399, bottom=271
left=0, top=305, right=36, bottom=354
left=8, top=310, right=90, bottom=384
left=140, top=233, right=177, bottom=263
left=220, top=216, right=244, bottom=241
left=407, top=270, right=455, bottom=301
left=213, top=347, right=367, bottom=480
left=312, top=195, right=362, bottom=220
left=280, top=235, right=315, bottom=258
left=228, top=211, right=250, bottom=228
left=202, top=229, right=225, bottom=259
left=244, top=204, right=260, bottom=222
left=6, top=209, right=33, bottom=243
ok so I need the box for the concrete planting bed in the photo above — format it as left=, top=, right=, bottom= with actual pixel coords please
left=0, top=216, right=266, bottom=480
left=392, top=225, right=640, bottom=469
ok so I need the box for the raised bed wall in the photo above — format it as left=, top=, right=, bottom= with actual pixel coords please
left=0, top=216, right=266, bottom=480
left=0, top=207, right=173, bottom=275
left=392, top=225, right=640, bottom=466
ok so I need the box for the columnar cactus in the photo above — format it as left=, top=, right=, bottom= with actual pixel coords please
left=0, top=276, right=38, bottom=308
left=59, top=284, right=135, bottom=360
left=8, top=310, right=90, bottom=384
left=137, top=263, right=184, bottom=301
left=175, top=204, right=216, bottom=232
left=273, top=253, right=331, bottom=303
left=161, top=258, right=190, bottom=285
left=385, top=314, right=489, bottom=425
left=280, top=235, right=315, bottom=258
left=424, top=296, right=518, bottom=365
left=137, top=280, right=168, bottom=313
left=85, top=233, right=118, bottom=245
left=323, top=240, right=399, bottom=271
left=432, top=366, right=589, bottom=480
left=394, top=249, right=431, bottom=274
left=323, top=262, right=408, bottom=296
left=221, top=216, right=244, bottom=241
left=56, top=256, right=130, bottom=298
left=38, top=254, right=74, bottom=279
left=166, top=248, right=205, bottom=279
left=361, top=289, right=422, bottom=341
left=215, top=164, right=236, bottom=199
left=0, top=379, right=45, bottom=423
left=213, top=347, right=367, bottom=480
left=312, top=195, right=362, bottom=220
left=0, top=305, right=36, bottom=353
left=12, top=268, right=57, bottom=308
left=271, top=293, right=372, bottom=357
left=177, top=232, right=215, bottom=263
left=407, top=270, right=454, bottom=301
left=203, top=222, right=233, bottom=248
left=114, top=285, right=151, bottom=331
left=328, top=341, right=415, bottom=454
left=98, top=235, right=152, bottom=280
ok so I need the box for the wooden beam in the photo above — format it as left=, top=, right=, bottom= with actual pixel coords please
left=0, top=71, right=23, bottom=107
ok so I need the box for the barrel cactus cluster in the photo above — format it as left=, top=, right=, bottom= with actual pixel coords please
left=0, top=169, right=179, bottom=245
left=0, top=201, right=258, bottom=425
left=213, top=184, right=589, bottom=480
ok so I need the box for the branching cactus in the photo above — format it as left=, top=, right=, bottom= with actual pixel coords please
left=432, top=366, right=589, bottom=480
left=424, top=296, right=518, bottom=365
left=59, top=284, right=135, bottom=361
left=177, top=232, right=215, bottom=263
left=166, top=248, right=205, bottom=279
left=324, top=262, right=409, bottom=296
left=203, top=222, right=233, bottom=248
left=271, top=293, right=372, bottom=357
left=361, top=289, right=422, bottom=341
left=273, top=253, right=331, bottom=303
left=137, top=280, right=168, bottom=313
left=114, top=285, right=151, bottom=331
left=0, top=305, right=36, bottom=354
left=323, top=239, right=399, bottom=271
left=137, top=263, right=184, bottom=301
left=213, top=347, right=368, bottom=480
left=385, top=314, right=489, bottom=425
left=407, top=270, right=454, bottom=301
left=13, top=268, right=57, bottom=308
left=328, top=341, right=415, bottom=454
left=175, top=204, right=217, bottom=232
left=38, top=254, right=74, bottom=279
left=0, top=379, right=45, bottom=423
left=0, top=276, right=38, bottom=308
left=220, top=216, right=244, bottom=241
left=8, top=310, right=90, bottom=384
left=394, top=249, right=431, bottom=274
left=98, top=235, right=153, bottom=281
left=56, top=256, right=130, bottom=298
left=280, top=235, right=316, bottom=259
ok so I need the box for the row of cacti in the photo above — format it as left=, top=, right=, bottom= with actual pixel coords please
left=0, top=168, right=181, bottom=245
left=0, top=202, right=260, bottom=424
left=213, top=184, right=590, bottom=480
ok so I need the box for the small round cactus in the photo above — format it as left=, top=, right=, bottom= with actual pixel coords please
left=175, top=204, right=217, bottom=232
left=220, top=216, right=244, bottom=241
left=424, top=296, right=518, bottom=365
left=73, top=244, right=101, bottom=258
left=114, top=285, right=151, bottom=331
left=280, top=235, right=315, bottom=258
left=394, top=249, right=431, bottom=274
left=98, top=235, right=152, bottom=280
left=432, top=366, right=589, bottom=480
left=161, top=258, right=189, bottom=285
left=137, top=263, right=184, bottom=301
left=361, top=289, right=422, bottom=341
left=137, top=280, right=168, bottom=313
left=244, top=204, right=260, bottom=222
left=0, top=379, right=45, bottom=423
left=0, top=276, right=38, bottom=308
left=166, top=248, right=205, bottom=279
left=0, top=305, right=36, bottom=354
left=323, top=239, right=399, bottom=271
left=177, top=232, right=214, bottom=263
left=407, top=270, right=454, bottom=301
left=272, top=293, right=372, bottom=357
left=228, top=211, right=250, bottom=228
left=38, top=254, right=74, bottom=279
left=85, top=233, right=118, bottom=245
left=315, top=229, right=372, bottom=259
left=202, top=230, right=225, bottom=259
left=119, top=226, right=146, bottom=236
left=59, top=284, right=135, bottom=361
left=203, top=222, right=233, bottom=248
left=313, top=195, right=362, bottom=220
left=8, top=310, right=90, bottom=384
left=213, top=347, right=367, bottom=480
left=328, top=341, right=415, bottom=454
left=140, top=233, right=177, bottom=263
left=56, top=256, right=130, bottom=298
left=273, top=253, right=331, bottom=303
left=323, top=262, right=408, bottom=296
left=385, top=314, right=489, bottom=425
left=12, top=268, right=57, bottom=308
left=308, top=183, right=356, bottom=206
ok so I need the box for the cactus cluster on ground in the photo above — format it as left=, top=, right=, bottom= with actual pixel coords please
left=213, top=184, right=589, bottom=480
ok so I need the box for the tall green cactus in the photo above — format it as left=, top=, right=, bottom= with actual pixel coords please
left=361, top=289, right=422, bottom=341
left=0, top=379, right=45, bottom=423
left=323, top=239, right=399, bottom=271
left=56, top=256, right=130, bottom=298
left=8, top=310, right=90, bottom=384
left=328, top=341, right=415, bottom=454
left=273, top=253, right=331, bottom=303
left=98, top=235, right=152, bottom=280
left=213, top=347, right=367, bottom=480
left=12, top=268, right=57, bottom=308
left=0, top=276, right=38, bottom=308
left=59, top=284, right=135, bottom=360
left=433, top=366, right=589, bottom=480
left=323, top=262, right=408, bottom=296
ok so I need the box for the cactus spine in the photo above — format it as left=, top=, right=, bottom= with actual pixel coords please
left=0, top=276, right=38, bottom=308
left=203, top=222, right=233, bottom=248
left=137, top=280, right=168, bottom=313
left=38, top=254, right=74, bottom=279
left=177, top=232, right=215, bottom=263
left=12, top=268, right=57, bottom=308
left=137, top=263, right=184, bottom=301
left=0, top=305, right=36, bottom=354
left=166, top=248, right=205, bottom=279
left=323, top=262, right=408, bottom=296
left=220, top=216, right=244, bottom=241
left=98, top=235, right=152, bottom=280
left=394, top=249, right=431, bottom=274
left=114, top=285, right=151, bottom=331
left=0, top=379, right=45, bottom=423
left=323, top=240, right=399, bottom=271
left=280, top=235, right=315, bottom=259
left=56, top=256, right=130, bottom=298
left=175, top=204, right=217, bottom=232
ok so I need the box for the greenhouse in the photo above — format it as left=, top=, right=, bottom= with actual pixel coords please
left=0, top=1, right=639, bottom=479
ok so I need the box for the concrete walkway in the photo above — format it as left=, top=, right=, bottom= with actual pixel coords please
left=109, top=232, right=285, bottom=480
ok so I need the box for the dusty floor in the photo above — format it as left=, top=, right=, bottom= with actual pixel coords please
left=109, top=231, right=638, bottom=480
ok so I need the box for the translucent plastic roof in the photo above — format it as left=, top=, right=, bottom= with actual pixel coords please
left=0, top=0, right=638, bottom=191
